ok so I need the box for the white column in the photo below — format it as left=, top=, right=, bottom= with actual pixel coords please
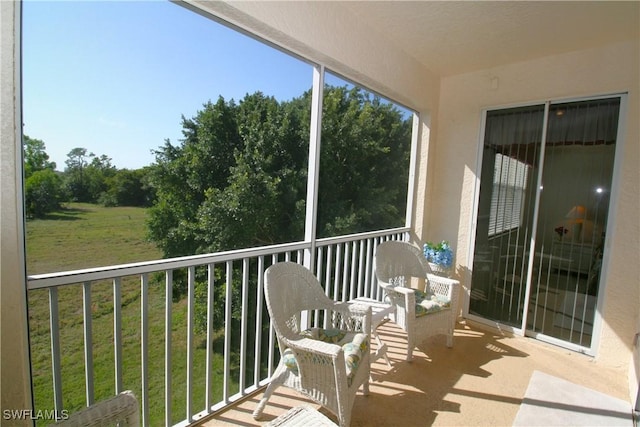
left=303, top=64, right=324, bottom=269
left=1, top=0, right=33, bottom=423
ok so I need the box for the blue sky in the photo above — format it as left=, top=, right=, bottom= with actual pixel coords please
left=22, top=0, right=315, bottom=170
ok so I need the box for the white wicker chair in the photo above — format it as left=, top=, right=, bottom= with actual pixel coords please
left=374, top=241, right=460, bottom=361
left=49, top=391, right=139, bottom=427
left=253, top=262, right=372, bottom=427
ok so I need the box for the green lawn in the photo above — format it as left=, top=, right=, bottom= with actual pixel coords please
left=26, top=202, right=161, bottom=275
left=26, top=203, right=238, bottom=425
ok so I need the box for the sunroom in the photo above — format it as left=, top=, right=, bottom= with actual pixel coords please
left=1, top=1, right=639, bottom=426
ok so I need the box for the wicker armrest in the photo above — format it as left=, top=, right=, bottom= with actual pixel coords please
left=380, top=285, right=417, bottom=318
left=285, top=336, right=342, bottom=358
left=397, top=287, right=418, bottom=316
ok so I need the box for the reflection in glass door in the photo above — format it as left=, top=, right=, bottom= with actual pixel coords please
left=469, top=97, right=620, bottom=351
left=469, top=105, right=545, bottom=328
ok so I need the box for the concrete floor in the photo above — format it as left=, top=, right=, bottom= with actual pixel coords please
left=195, top=320, right=630, bottom=427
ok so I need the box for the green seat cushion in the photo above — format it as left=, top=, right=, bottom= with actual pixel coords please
left=414, top=289, right=451, bottom=317
left=300, top=327, right=347, bottom=344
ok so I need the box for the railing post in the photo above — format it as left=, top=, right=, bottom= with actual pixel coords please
left=357, top=239, right=365, bottom=297
left=49, top=287, right=64, bottom=415
left=113, top=278, right=123, bottom=394
left=254, top=256, right=265, bottom=388
left=82, top=282, right=94, bottom=406
left=140, top=274, right=149, bottom=426
left=239, top=258, right=249, bottom=392
left=205, top=263, right=215, bottom=410
left=164, top=270, right=173, bottom=426
left=223, top=261, right=233, bottom=402
left=186, top=267, right=195, bottom=421
left=365, top=238, right=373, bottom=299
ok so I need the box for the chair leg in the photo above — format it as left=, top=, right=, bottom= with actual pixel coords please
left=338, top=412, right=350, bottom=427
left=373, top=330, right=392, bottom=367
left=362, top=377, right=370, bottom=396
left=252, top=384, right=275, bottom=420
left=406, top=336, right=414, bottom=362
left=253, top=364, right=287, bottom=420
left=446, top=329, right=454, bottom=348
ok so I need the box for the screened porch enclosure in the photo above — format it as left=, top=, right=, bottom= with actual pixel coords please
left=469, top=96, right=620, bottom=352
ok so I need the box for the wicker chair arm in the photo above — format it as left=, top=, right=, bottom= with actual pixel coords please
left=285, top=336, right=342, bottom=357
left=388, top=285, right=417, bottom=295
left=379, top=284, right=416, bottom=315
left=378, top=280, right=413, bottom=296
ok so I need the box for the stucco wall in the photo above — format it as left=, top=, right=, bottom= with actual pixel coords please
left=435, top=41, right=639, bottom=374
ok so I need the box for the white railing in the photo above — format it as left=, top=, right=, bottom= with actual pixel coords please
left=27, top=228, right=408, bottom=426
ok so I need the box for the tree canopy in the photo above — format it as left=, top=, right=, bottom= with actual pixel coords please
left=64, top=148, right=117, bottom=203
left=146, top=86, right=411, bottom=259
left=24, top=135, right=56, bottom=178
left=317, top=86, right=410, bottom=237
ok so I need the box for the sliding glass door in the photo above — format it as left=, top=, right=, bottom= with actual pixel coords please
left=469, top=96, right=621, bottom=352
left=469, top=105, right=544, bottom=327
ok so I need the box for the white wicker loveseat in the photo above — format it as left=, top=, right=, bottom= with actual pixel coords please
left=253, top=262, right=372, bottom=427
left=374, top=241, right=460, bottom=361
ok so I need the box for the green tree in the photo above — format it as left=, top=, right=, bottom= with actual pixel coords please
left=146, top=93, right=307, bottom=304
left=86, top=154, right=116, bottom=202
left=194, top=92, right=308, bottom=252
left=23, top=134, right=56, bottom=179
left=64, top=148, right=116, bottom=203
left=64, top=147, right=94, bottom=202
left=318, top=86, right=411, bottom=237
left=24, top=169, right=66, bottom=218
left=102, top=168, right=154, bottom=207
left=23, top=135, right=65, bottom=217
left=147, top=87, right=410, bottom=257
left=147, top=97, right=243, bottom=258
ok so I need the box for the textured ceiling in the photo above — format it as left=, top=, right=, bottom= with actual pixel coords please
left=341, top=1, right=639, bottom=77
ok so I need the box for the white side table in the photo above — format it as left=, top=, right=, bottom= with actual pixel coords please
left=349, top=297, right=394, bottom=367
